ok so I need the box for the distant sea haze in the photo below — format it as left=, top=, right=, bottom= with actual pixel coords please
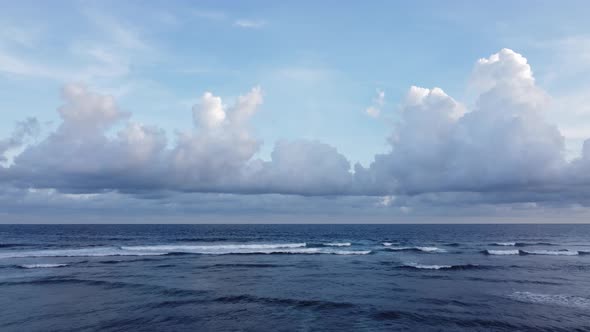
left=1, top=224, right=590, bottom=331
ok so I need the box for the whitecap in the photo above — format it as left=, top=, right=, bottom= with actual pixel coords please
left=485, top=249, right=520, bottom=255
left=0, top=247, right=167, bottom=259
left=386, top=246, right=447, bottom=253
left=120, top=243, right=315, bottom=255
left=19, top=263, right=68, bottom=269
left=416, top=247, right=446, bottom=253
left=330, top=250, right=371, bottom=255
left=121, top=243, right=307, bottom=251
left=522, top=250, right=578, bottom=256
left=382, top=242, right=394, bottom=246
left=493, top=242, right=516, bottom=246
left=323, top=242, right=351, bottom=247
left=407, top=264, right=452, bottom=270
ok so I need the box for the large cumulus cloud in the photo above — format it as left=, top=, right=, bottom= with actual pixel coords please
left=357, top=49, right=566, bottom=195
left=1, top=84, right=352, bottom=195
left=2, top=48, right=590, bottom=210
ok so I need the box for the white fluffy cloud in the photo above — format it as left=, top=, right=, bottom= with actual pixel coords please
left=2, top=48, right=590, bottom=211
left=2, top=84, right=352, bottom=195
left=356, top=48, right=567, bottom=197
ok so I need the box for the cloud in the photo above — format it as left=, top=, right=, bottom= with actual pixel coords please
left=364, top=89, right=385, bottom=118
left=246, top=140, right=352, bottom=195
left=2, top=48, right=590, bottom=213
left=2, top=84, right=351, bottom=196
left=0, top=118, right=40, bottom=163
left=357, top=49, right=565, bottom=195
left=234, top=19, right=266, bottom=29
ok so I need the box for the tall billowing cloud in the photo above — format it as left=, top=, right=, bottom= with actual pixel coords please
left=357, top=48, right=565, bottom=195
left=1, top=48, right=590, bottom=211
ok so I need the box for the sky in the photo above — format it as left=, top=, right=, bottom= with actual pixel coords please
left=1, top=0, right=590, bottom=223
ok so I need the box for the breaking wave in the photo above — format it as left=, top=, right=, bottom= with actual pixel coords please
left=385, top=246, right=447, bottom=253
left=18, top=263, right=69, bottom=269
left=522, top=250, right=579, bottom=256
left=484, top=250, right=520, bottom=255
left=0, top=243, right=372, bottom=258
left=399, top=263, right=484, bottom=270
left=491, top=242, right=555, bottom=247
left=322, top=242, right=351, bottom=247
left=0, top=247, right=166, bottom=259
left=330, top=250, right=372, bottom=255
left=492, top=242, right=517, bottom=246
left=484, top=249, right=580, bottom=256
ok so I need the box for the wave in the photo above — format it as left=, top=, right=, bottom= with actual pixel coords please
left=522, top=249, right=578, bottom=256
left=382, top=242, right=394, bottom=246
left=385, top=246, right=447, bottom=253
left=330, top=250, right=371, bottom=255
left=121, top=243, right=307, bottom=251
left=0, top=243, right=371, bottom=258
left=322, top=242, right=351, bottom=247
left=0, top=247, right=168, bottom=259
left=121, top=243, right=371, bottom=255
left=399, top=263, right=484, bottom=270
left=491, top=242, right=555, bottom=247
left=492, top=242, right=516, bottom=246
left=484, top=249, right=520, bottom=255
left=18, top=263, right=69, bottom=269
left=120, top=243, right=321, bottom=255
left=509, top=291, right=590, bottom=309
left=484, top=249, right=579, bottom=256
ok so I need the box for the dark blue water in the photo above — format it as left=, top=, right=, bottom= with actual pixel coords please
left=1, top=224, right=590, bottom=331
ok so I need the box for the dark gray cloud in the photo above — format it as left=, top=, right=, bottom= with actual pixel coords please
left=0, top=117, right=40, bottom=163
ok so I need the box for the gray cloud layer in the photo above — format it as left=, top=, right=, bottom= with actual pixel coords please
left=2, top=49, right=590, bottom=211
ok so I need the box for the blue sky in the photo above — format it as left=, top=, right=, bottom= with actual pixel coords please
left=1, top=1, right=590, bottom=222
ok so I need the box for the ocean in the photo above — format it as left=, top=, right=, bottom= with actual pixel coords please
left=1, top=224, right=590, bottom=331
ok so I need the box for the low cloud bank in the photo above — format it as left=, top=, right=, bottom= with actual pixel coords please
left=2, top=49, right=590, bottom=208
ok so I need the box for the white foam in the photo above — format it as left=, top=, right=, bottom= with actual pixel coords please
left=330, top=250, right=371, bottom=255
left=416, top=247, right=446, bottom=253
left=494, top=242, right=516, bottom=246
left=120, top=243, right=315, bottom=255
left=1, top=243, right=371, bottom=257
left=409, top=264, right=452, bottom=270
left=523, top=250, right=578, bottom=256
left=0, top=247, right=167, bottom=259
left=19, top=263, right=68, bottom=269
left=386, top=246, right=446, bottom=253
left=509, top=292, right=590, bottom=309
left=122, top=243, right=307, bottom=251
left=382, top=242, right=394, bottom=246
left=323, top=242, right=351, bottom=247
left=485, top=249, right=520, bottom=255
